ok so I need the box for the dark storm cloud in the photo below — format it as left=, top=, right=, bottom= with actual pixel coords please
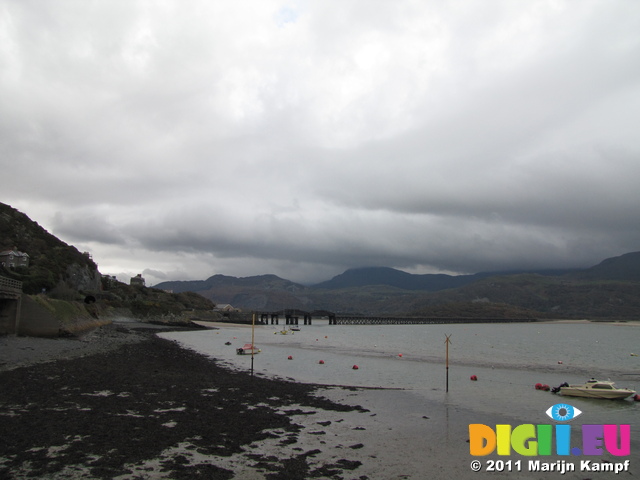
left=2, top=0, right=640, bottom=285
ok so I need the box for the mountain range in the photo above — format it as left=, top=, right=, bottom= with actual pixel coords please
left=154, top=252, right=640, bottom=319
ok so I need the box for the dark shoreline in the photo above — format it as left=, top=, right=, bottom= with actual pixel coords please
left=0, top=324, right=371, bottom=479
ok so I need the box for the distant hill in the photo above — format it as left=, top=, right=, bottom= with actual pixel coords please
left=154, top=274, right=310, bottom=311
left=574, top=251, right=640, bottom=281
left=312, top=266, right=577, bottom=290
left=311, top=266, right=482, bottom=290
left=155, top=274, right=306, bottom=294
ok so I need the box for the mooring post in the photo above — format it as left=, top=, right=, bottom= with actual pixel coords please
left=444, top=334, right=452, bottom=393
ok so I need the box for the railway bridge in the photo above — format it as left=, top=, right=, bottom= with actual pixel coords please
left=256, top=309, right=537, bottom=326
left=0, top=276, right=23, bottom=334
left=331, top=316, right=537, bottom=325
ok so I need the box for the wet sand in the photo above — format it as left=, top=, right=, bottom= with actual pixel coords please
left=0, top=321, right=570, bottom=479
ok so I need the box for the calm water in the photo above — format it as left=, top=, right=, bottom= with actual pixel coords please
left=159, top=321, right=640, bottom=431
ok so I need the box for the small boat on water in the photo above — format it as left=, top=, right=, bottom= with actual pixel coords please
left=236, top=343, right=260, bottom=355
left=289, top=326, right=301, bottom=332
left=555, top=379, right=636, bottom=400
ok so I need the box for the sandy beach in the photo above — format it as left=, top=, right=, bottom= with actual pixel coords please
left=0, top=321, right=489, bottom=479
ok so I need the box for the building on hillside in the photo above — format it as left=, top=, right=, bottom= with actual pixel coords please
left=130, top=273, right=146, bottom=287
left=0, top=248, right=29, bottom=269
left=214, top=303, right=238, bottom=312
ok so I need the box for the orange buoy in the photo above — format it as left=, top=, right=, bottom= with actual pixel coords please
left=319, top=360, right=325, bottom=364
left=470, top=375, right=478, bottom=381
left=352, top=365, right=359, bottom=370
left=287, top=355, right=293, bottom=360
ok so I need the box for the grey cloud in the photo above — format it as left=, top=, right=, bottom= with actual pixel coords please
left=2, top=0, right=639, bottom=285
left=52, top=211, right=127, bottom=246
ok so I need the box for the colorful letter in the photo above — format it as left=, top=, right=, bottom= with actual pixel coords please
left=604, top=424, right=630, bottom=456
left=511, top=424, right=537, bottom=456
left=555, top=424, right=571, bottom=455
left=469, top=424, right=496, bottom=456
left=537, top=424, right=552, bottom=455
left=582, top=425, right=604, bottom=455
left=496, top=424, right=512, bottom=455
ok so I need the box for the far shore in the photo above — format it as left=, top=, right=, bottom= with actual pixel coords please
left=539, top=318, right=640, bottom=326
left=194, top=318, right=640, bottom=329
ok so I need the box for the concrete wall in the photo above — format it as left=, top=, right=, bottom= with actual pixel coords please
left=0, top=298, right=20, bottom=334
left=17, top=295, right=59, bottom=337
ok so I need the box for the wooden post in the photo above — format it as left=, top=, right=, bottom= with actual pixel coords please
left=444, top=334, right=452, bottom=393
left=251, top=313, right=255, bottom=377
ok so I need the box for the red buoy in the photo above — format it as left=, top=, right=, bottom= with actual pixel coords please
left=542, top=384, right=550, bottom=391
left=319, top=360, right=325, bottom=364
left=398, top=353, right=403, bottom=357
left=352, top=365, right=359, bottom=370
left=633, top=394, right=640, bottom=402
left=470, top=375, right=478, bottom=381
left=287, top=355, right=293, bottom=360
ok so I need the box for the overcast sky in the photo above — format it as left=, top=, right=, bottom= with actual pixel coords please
left=2, top=1, right=640, bottom=286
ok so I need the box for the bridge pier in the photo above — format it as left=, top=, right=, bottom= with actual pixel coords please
left=260, top=313, right=281, bottom=325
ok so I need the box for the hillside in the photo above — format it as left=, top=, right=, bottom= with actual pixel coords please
left=311, top=266, right=485, bottom=291
left=0, top=203, right=215, bottom=326
left=404, top=273, right=640, bottom=319
left=574, top=251, right=640, bottom=281
left=0, top=202, right=100, bottom=294
left=155, top=274, right=311, bottom=312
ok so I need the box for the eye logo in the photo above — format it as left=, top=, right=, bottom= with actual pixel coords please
left=545, top=403, right=582, bottom=422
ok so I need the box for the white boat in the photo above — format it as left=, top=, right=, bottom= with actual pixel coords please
left=558, top=379, right=636, bottom=400
left=236, top=343, right=260, bottom=355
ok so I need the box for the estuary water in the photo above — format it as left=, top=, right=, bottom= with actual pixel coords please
left=158, top=320, right=640, bottom=431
